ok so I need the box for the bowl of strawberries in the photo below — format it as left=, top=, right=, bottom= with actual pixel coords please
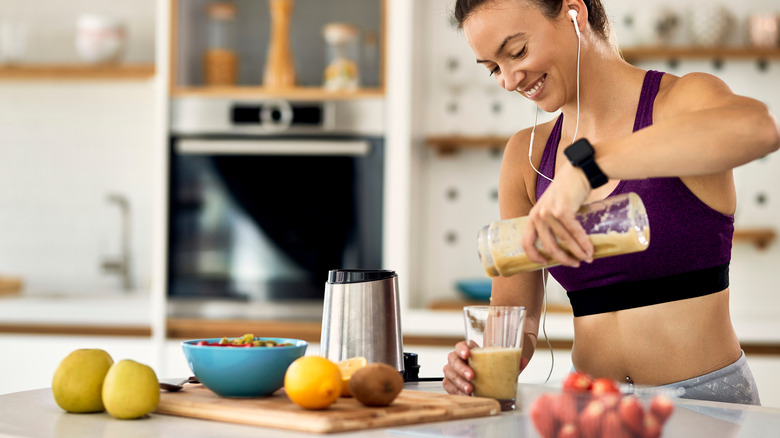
left=526, top=371, right=675, bottom=438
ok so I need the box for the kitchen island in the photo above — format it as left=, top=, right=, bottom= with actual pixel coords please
left=1, top=382, right=780, bottom=437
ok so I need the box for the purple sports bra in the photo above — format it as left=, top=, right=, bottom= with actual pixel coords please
left=535, top=70, right=734, bottom=317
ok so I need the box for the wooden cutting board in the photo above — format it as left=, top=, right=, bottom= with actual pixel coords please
left=156, top=384, right=501, bottom=434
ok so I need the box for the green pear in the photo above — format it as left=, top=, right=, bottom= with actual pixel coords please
left=52, top=349, right=114, bottom=413
left=102, top=359, right=160, bottom=419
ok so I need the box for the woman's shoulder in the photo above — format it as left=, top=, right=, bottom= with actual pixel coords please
left=656, top=71, right=736, bottom=116
left=504, top=116, right=558, bottom=160
left=499, top=117, right=560, bottom=213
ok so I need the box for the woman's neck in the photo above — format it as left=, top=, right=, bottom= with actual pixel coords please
left=559, top=45, right=645, bottom=143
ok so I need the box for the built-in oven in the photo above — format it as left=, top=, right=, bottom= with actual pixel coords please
left=166, top=98, right=384, bottom=320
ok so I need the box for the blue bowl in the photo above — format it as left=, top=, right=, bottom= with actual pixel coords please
left=181, top=337, right=308, bottom=397
left=455, top=279, right=492, bottom=301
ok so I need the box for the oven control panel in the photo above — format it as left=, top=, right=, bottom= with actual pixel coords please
left=170, top=97, right=384, bottom=137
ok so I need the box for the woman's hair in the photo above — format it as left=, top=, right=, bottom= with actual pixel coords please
left=453, top=0, right=610, bottom=41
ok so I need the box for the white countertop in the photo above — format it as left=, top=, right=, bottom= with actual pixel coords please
left=2, top=383, right=780, bottom=438
left=0, top=293, right=152, bottom=327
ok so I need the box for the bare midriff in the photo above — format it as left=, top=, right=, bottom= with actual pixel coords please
left=570, top=289, right=742, bottom=385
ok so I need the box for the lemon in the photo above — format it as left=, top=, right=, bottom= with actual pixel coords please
left=102, top=359, right=160, bottom=419
left=337, top=357, right=368, bottom=397
left=52, top=349, right=114, bottom=413
left=284, top=356, right=342, bottom=409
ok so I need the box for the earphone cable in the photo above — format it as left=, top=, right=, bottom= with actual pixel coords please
left=572, top=29, right=581, bottom=144
left=541, top=268, right=554, bottom=384
left=529, top=107, right=554, bottom=182
left=528, top=12, right=581, bottom=183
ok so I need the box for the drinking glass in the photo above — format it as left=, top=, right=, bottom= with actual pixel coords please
left=463, top=305, right=526, bottom=411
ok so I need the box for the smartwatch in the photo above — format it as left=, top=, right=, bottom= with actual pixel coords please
left=564, top=138, right=608, bottom=189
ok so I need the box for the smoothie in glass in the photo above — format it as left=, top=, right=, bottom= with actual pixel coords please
left=468, top=346, right=523, bottom=405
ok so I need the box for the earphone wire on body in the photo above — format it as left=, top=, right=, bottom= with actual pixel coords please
left=531, top=9, right=581, bottom=384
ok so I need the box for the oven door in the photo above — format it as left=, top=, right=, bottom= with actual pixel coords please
left=167, top=136, right=384, bottom=306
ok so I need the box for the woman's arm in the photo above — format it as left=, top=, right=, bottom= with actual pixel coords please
left=598, top=72, right=780, bottom=180
left=522, top=72, right=780, bottom=266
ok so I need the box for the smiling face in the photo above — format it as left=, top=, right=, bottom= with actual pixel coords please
left=463, top=0, right=578, bottom=112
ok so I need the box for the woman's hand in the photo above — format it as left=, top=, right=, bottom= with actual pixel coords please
left=523, top=163, right=594, bottom=267
left=442, top=341, right=477, bottom=395
left=443, top=339, right=532, bottom=396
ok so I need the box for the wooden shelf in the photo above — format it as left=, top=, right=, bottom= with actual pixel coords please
left=621, top=46, right=780, bottom=64
left=0, top=64, right=156, bottom=81
left=733, top=228, right=776, bottom=250
left=426, top=135, right=510, bottom=155
left=428, top=298, right=573, bottom=314
left=171, top=85, right=385, bottom=101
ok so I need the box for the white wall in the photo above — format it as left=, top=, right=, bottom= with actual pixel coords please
left=0, top=1, right=157, bottom=294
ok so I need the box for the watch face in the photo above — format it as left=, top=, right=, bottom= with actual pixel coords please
left=565, top=139, right=594, bottom=164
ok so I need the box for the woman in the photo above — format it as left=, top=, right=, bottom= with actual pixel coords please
left=443, top=0, right=780, bottom=405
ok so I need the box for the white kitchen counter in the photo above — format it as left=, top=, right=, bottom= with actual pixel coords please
left=0, top=294, right=152, bottom=327
left=2, top=383, right=780, bottom=438
left=1, top=295, right=780, bottom=345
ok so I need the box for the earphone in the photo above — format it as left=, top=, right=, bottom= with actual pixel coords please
left=568, top=9, right=581, bottom=38
left=527, top=7, right=581, bottom=184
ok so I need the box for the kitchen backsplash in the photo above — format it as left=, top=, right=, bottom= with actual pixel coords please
left=413, top=0, right=780, bottom=318
left=0, top=82, right=158, bottom=295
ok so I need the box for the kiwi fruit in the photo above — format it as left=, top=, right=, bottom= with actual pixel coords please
left=349, top=363, right=404, bottom=407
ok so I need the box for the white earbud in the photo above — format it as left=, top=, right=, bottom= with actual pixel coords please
left=568, top=9, right=581, bottom=39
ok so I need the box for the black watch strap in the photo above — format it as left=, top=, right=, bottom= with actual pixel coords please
left=564, top=138, right=608, bottom=189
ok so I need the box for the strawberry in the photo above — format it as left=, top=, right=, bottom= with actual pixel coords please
left=618, top=395, right=645, bottom=436
left=557, top=422, right=580, bottom=438
left=554, top=392, right=580, bottom=425
left=578, top=398, right=605, bottom=438
left=649, top=395, right=674, bottom=424
left=591, top=377, right=621, bottom=396
left=530, top=393, right=559, bottom=438
left=562, top=371, right=593, bottom=392
left=603, top=411, right=631, bottom=438
left=600, top=393, right=621, bottom=412
left=642, top=413, right=662, bottom=438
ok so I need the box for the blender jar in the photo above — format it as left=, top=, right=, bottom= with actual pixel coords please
left=478, top=192, right=650, bottom=276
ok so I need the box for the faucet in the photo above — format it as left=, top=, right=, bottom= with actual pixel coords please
left=102, top=193, right=133, bottom=291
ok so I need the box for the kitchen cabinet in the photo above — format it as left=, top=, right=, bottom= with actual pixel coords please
left=169, top=0, right=385, bottom=100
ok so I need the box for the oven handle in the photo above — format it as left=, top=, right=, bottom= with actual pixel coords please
left=176, top=139, right=370, bottom=156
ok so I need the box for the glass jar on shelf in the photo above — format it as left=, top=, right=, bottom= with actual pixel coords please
left=203, top=1, right=238, bottom=86
left=322, top=23, right=361, bottom=92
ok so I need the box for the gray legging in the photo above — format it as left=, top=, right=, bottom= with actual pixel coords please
left=632, top=351, right=761, bottom=406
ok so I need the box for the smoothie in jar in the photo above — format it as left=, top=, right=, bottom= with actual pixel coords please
left=478, top=192, right=650, bottom=276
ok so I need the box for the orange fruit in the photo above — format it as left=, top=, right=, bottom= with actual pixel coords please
left=337, top=357, right=368, bottom=397
left=284, top=356, right=342, bottom=410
